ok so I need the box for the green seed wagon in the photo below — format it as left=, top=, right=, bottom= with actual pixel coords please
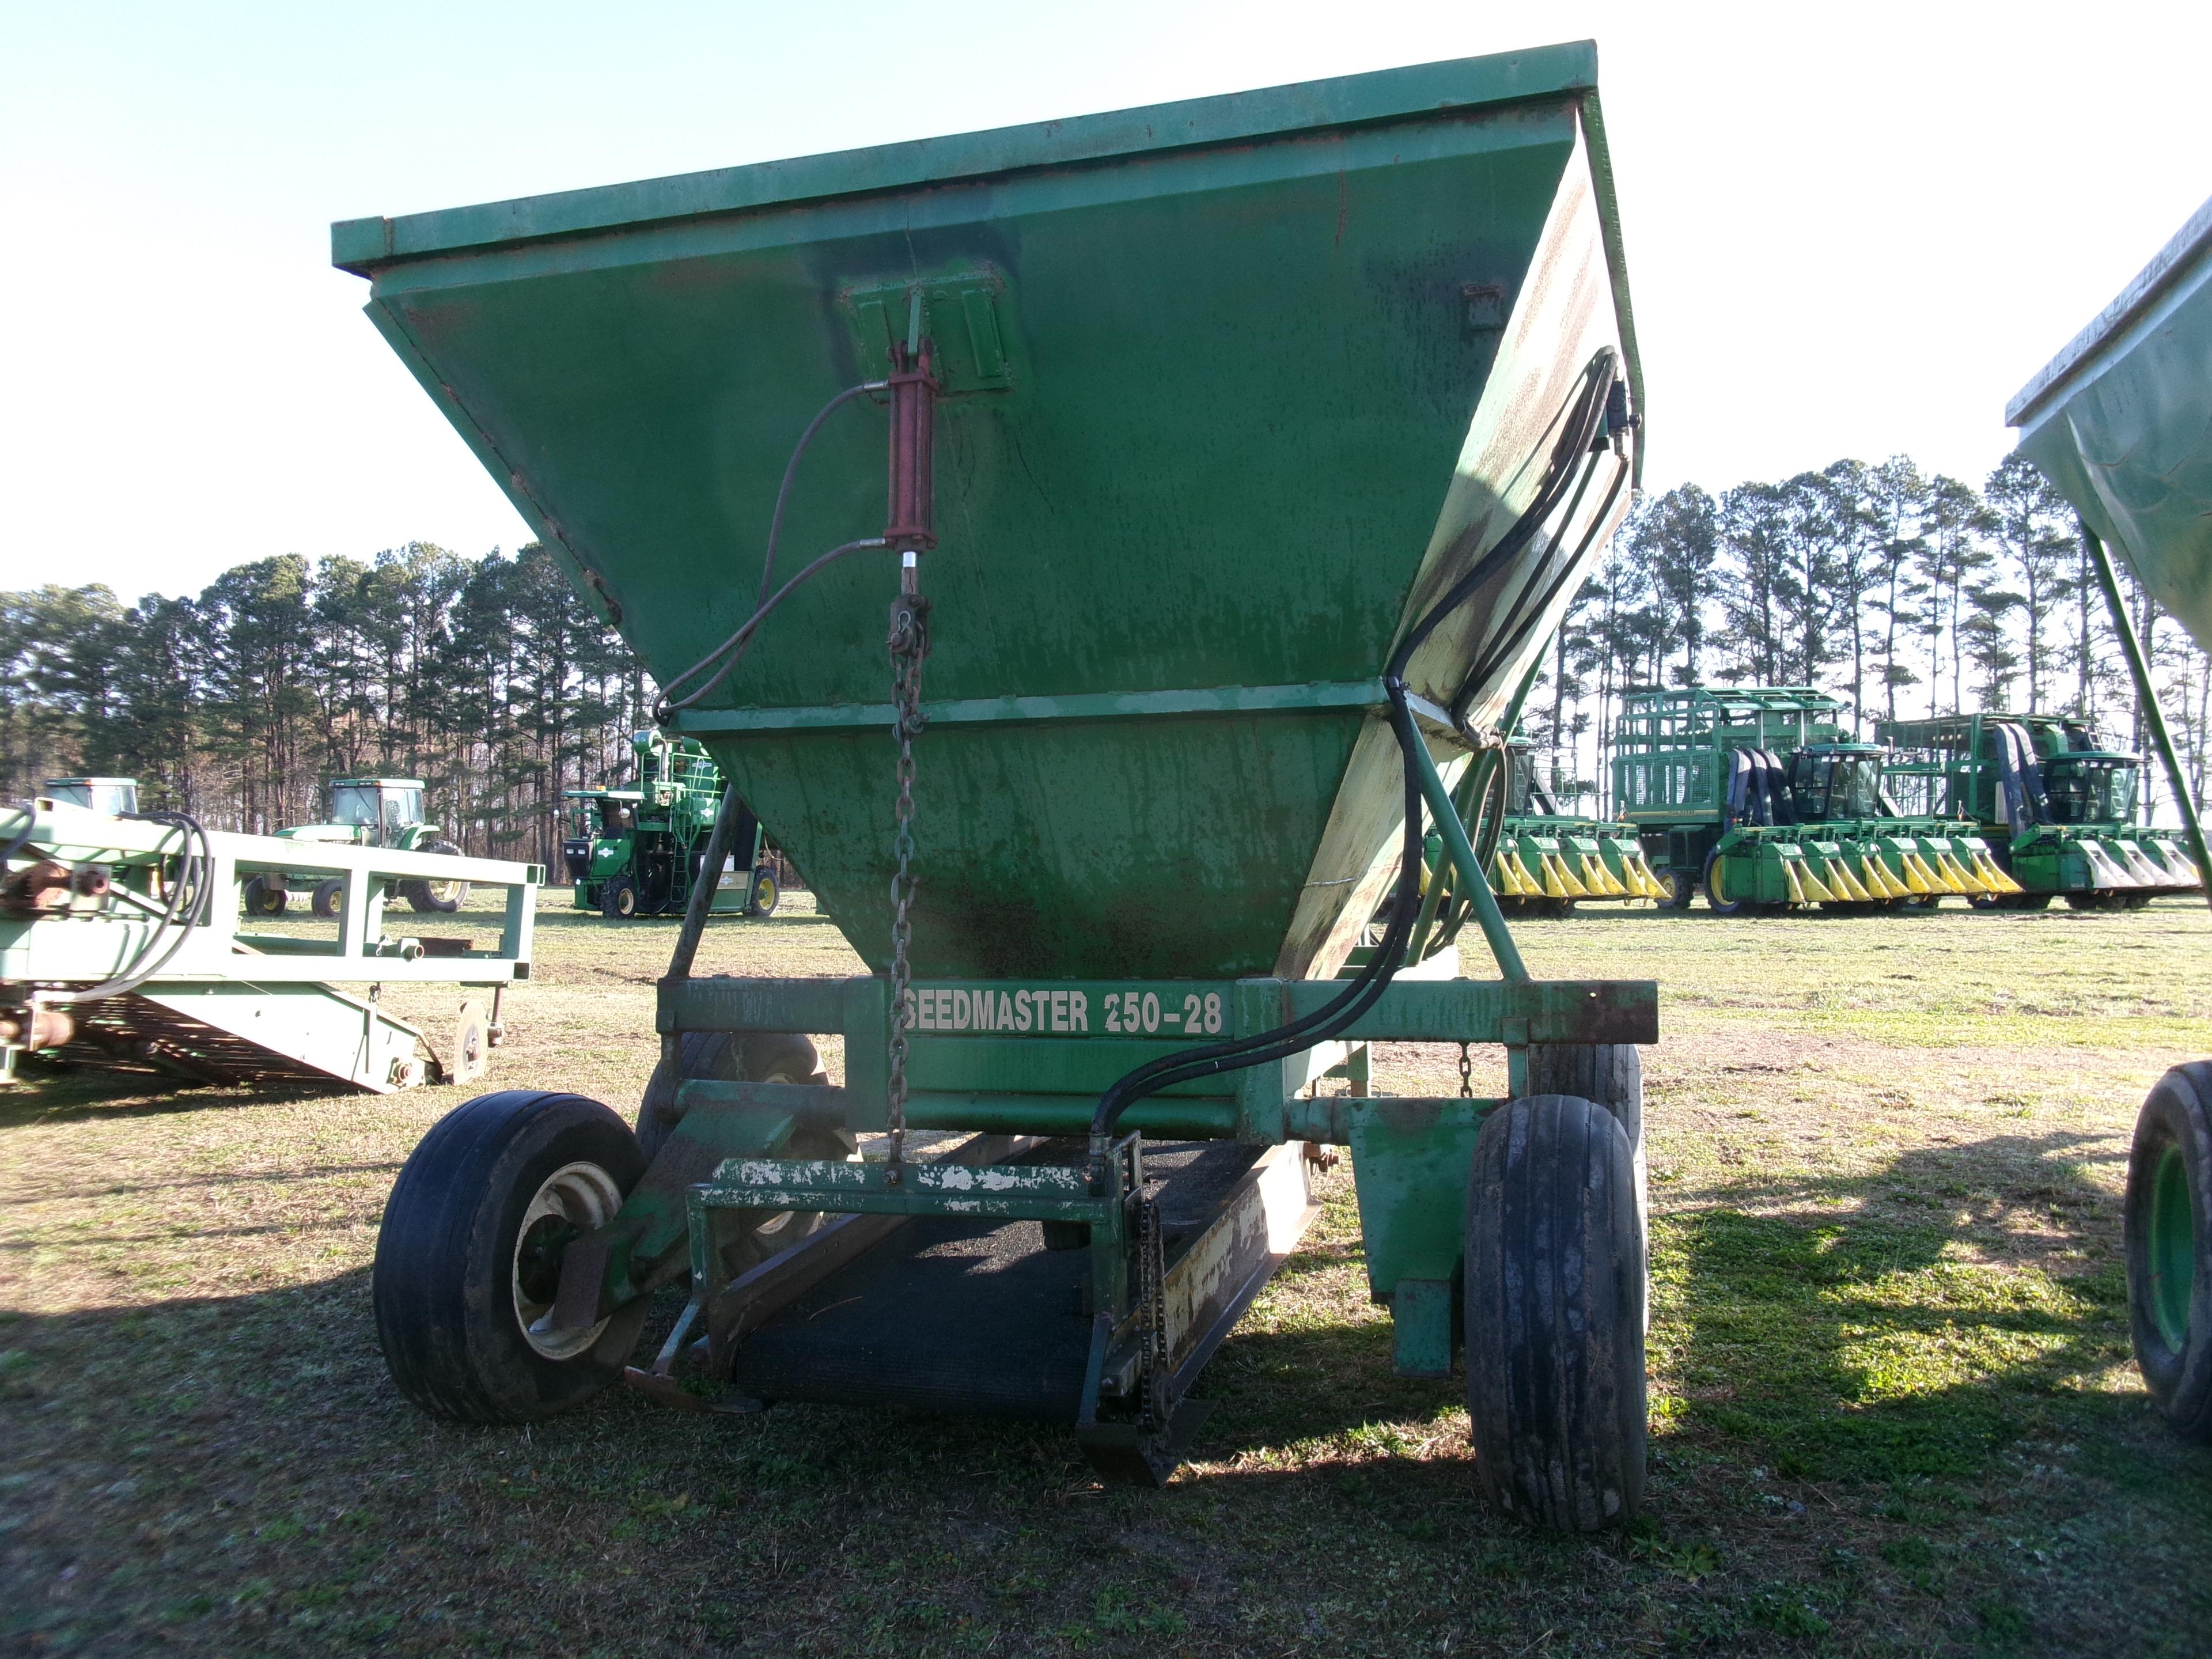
left=2009, top=192, right=2212, bottom=1443
left=342, top=43, right=1661, bottom=1525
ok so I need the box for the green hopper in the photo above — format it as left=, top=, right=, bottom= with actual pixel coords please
left=2009, top=193, right=2212, bottom=1444
left=348, top=42, right=1657, bottom=1523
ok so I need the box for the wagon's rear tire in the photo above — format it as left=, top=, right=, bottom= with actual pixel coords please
left=635, top=1031, right=840, bottom=1278
left=1525, top=1044, right=1648, bottom=1256
left=2124, top=1062, right=2212, bottom=1441
left=373, top=1090, right=647, bottom=1423
left=1465, top=1093, right=1646, bottom=1531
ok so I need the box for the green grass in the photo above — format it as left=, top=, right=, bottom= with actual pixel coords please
left=3, top=893, right=2211, bottom=1654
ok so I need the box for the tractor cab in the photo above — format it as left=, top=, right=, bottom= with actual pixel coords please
left=43, top=778, right=139, bottom=817
left=327, top=779, right=430, bottom=849
left=1783, top=744, right=1892, bottom=823
left=2041, top=749, right=2141, bottom=826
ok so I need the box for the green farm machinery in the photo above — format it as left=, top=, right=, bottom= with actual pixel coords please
left=250, top=777, right=470, bottom=919
left=2, top=787, right=539, bottom=1092
left=1484, top=737, right=1665, bottom=916
left=562, top=729, right=780, bottom=919
left=1611, top=686, right=2020, bottom=915
left=343, top=44, right=1664, bottom=1523
left=2009, top=191, right=2212, bottom=1442
left=1878, top=712, right=2200, bottom=910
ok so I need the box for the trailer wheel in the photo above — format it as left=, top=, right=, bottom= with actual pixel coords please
left=601, top=874, right=640, bottom=919
left=373, top=1090, right=647, bottom=1423
left=636, top=1031, right=825, bottom=1162
left=635, top=1032, right=840, bottom=1275
left=404, top=840, right=469, bottom=914
left=2124, top=1063, right=2212, bottom=1441
left=1465, top=1093, right=1646, bottom=1530
left=242, top=876, right=287, bottom=917
left=311, top=877, right=344, bottom=919
left=1525, top=1044, right=1647, bottom=1251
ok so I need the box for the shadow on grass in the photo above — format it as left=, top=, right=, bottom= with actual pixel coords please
left=1650, top=1129, right=2198, bottom=1488
left=0, top=1065, right=335, bottom=1128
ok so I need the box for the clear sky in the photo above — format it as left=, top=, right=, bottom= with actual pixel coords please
left=5, top=1, right=2209, bottom=603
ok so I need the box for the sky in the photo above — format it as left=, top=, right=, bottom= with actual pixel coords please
left=5, top=1, right=2210, bottom=604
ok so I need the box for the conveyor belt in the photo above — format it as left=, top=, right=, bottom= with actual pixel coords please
left=730, top=1138, right=1263, bottom=1421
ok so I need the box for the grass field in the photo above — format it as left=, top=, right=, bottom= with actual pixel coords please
left=4, top=891, right=2210, bottom=1656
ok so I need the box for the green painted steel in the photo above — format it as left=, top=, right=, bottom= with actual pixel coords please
left=2009, top=195, right=2212, bottom=653
left=335, top=46, right=1641, bottom=984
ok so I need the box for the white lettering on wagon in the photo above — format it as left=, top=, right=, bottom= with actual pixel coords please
left=902, top=986, right=1222, bottom=1037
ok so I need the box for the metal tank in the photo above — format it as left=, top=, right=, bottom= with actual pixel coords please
left=2009, top=192, right=2212, bottom=1445
left=347, top=43, right=1658, bottom=1525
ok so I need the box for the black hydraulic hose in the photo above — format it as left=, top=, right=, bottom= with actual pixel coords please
left=655, top=537, right=891, bottom=721
left=653, top=381, right=887, bottom=719
left=1089, top=352, right=1622, bottom=1143
left=1458, top=454, right=1630, bottom=710
left=45, top=810, right=211, bottom=1005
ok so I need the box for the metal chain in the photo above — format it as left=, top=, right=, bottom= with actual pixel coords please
left=1137, top=1190, right=1170, bottom=1431
left=1458, top=1041, right=1474, bottom=1099
left=884, top=592, right=930, bottom=1181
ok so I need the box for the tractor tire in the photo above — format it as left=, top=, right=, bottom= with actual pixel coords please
left=635, top=1033, right=840, bottom=1277
left=2125, top=1062, right=2212, bottom=1441
left=600, top=874, right=640, bottom=921
left=748, top=868, right=781, bottom=917
left=372, top=1090, right=648, bottom=1423
left=404, top=840, right=469, bottom=914
left=2000, top=891, right=2053, bottom=912
left=1465, top=1093, right=1646, bottom=1531
left=1655, top=868, right=1696, bottom=912
left=1525, top=1044, right=1647, bottom=1256
left=2066, top=891, right=2124, bottom=912
left=1700, top=847, right=1749, bottom=917
left=242, top=876, right=287, bottom=917
left=311, top=878, right=344, bottom=919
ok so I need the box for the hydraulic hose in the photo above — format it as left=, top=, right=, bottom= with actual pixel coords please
left=41, top=810, right=211, bottom=1005
left=654, top=380, right=889, bottom=721
left=1089, top=349, right=1622, bottom=1144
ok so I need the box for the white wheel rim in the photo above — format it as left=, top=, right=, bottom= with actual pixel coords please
left=513, top=1160, right=625, bottom=1360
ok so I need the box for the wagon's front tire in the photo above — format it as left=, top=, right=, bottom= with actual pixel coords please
left=2125, top=1062, right=2212, bottom=1441
left=374, top=1090, right=647, bottom=1423
left=1465, top=1093, right=1646, bottom=1531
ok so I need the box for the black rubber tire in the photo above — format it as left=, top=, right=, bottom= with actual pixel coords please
left=2125, top=892, right=2157, bottom=911
left=1465, top=1093, right=1646, bottom=1531
left=242, top=876, right=287, bottom=917
left=1656, top=869, right=1696, bottom=912
left=404, top=840, right=469, bottom=914
left=311, top=877, right=344, bottom=919
left=373, top=1090, right=647, bottom=1423
left=2124, top=1062, right=2212, bottom=1442
left=1701, top=847, right=1748, bottom=917
left=601, top=874, right=639, bottom=921
left=1525, top=1044, right=1647, bottom=1251
left=635, top=1031, right=824, bottom=1164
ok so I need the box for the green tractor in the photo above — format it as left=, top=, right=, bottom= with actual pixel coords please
left=1878, top=713, right=2201, bottom=910
left=562, top=730, right=781, bottom=920
left=1484, top=738, right=1667, bottom=916
left=250, top=778, right=469, bottom=919
left=1612, top=687, right=2021, bottom=915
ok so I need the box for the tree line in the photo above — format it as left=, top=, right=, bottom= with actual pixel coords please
left=8, top=451, right=2211, bottom=862
left=1534, top=452, right=2212, bottom=822
left=1, top=544, right=649, bottom=869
